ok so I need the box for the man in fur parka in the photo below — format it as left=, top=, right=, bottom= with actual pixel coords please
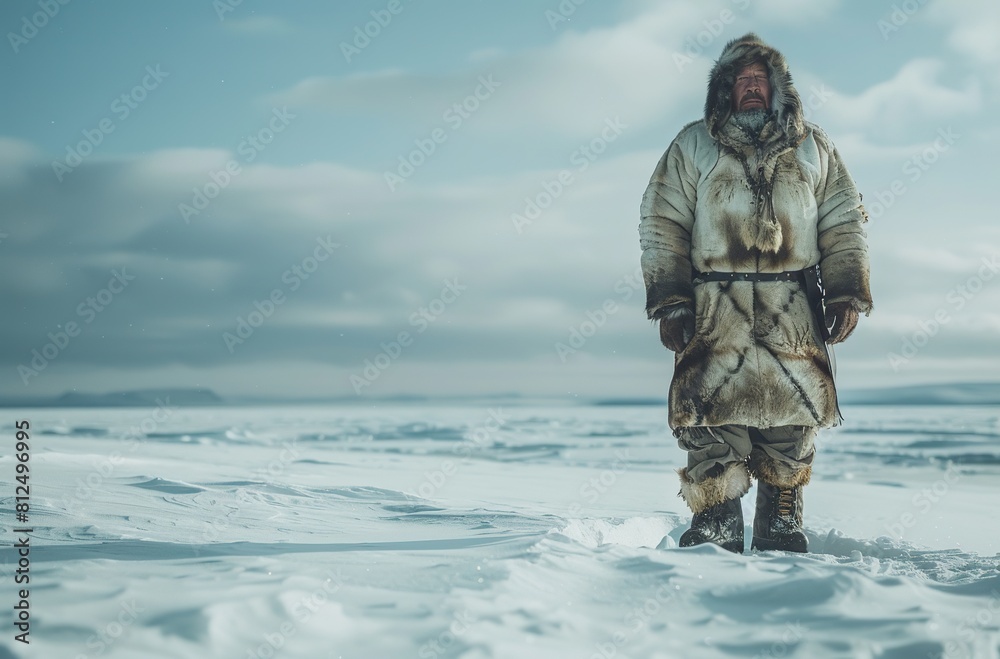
left=639, top=33, right=872, bottom=553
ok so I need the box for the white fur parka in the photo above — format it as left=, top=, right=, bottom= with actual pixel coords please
left=639, top=33, right=873, bottom=431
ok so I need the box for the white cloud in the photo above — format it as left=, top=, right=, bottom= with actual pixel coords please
left=8, top=1, right=1000, bottom=398
left=2, top=126, right=997, bottom=395
left=269, top=1, right=728, bottom=140
left=272, top=69, right=459, bottom=119
left=803, top=59, right=981, bottom=140
left=0, top=137, right=42, bottom=188
left=126, top=148, right=234, bottom=182
left=924, top=0, right=1000, bottom=65
left=922, top=0, right=1000, bottom=95
left=831, top=132, right=939, bottom=164
left=269, top=308, right=386, bottom=329
left=116, top=149, right=388, bottom=231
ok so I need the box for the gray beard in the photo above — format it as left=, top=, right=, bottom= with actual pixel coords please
left=731, top=108, right=771, bottom=137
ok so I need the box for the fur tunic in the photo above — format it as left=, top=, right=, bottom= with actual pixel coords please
left=639, top=33, right=873, bottom=430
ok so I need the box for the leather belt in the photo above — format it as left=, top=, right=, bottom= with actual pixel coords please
left=692, top=269, right=806, bottom=284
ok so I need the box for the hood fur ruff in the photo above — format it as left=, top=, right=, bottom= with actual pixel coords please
left=705, top=32, right=805, bottom=144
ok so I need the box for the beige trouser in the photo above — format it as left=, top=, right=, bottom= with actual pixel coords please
left=677, top=424, right=816, bottom=488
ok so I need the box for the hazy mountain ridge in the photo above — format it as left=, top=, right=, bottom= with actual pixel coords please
left=4, top=382, right=1000, bottom=408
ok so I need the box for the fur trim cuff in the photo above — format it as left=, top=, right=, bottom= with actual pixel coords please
left=678, top=461, right=751, bottom=514
left=747, top=448, right=812, bottom=488
left=824, top=294, right=873, bottom=317
left=662, top=305, right=694, bottom=321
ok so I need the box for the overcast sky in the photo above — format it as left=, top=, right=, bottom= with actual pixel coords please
left=1, top=0, right=998, bottom=401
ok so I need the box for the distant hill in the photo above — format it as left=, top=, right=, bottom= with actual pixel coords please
left=837, top=382, right=1000, bottom=406
left=590, top=397, right=667, bottom=406
left=3, top=383, right=999, bottom=408
left=1, top=388, right=225, bottom=408
left=592, top=383, right=1000, bottom=407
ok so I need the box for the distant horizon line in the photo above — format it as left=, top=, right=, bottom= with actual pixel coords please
left=3, top=381, right=1000, bottom=408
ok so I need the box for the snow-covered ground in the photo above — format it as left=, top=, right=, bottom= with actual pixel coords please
left=2, top=404, right=999, bottom=658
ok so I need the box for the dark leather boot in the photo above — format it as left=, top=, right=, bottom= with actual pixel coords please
left=679, top=497, right=744, bottom=553
left=751, top=481, right=807, bottom=553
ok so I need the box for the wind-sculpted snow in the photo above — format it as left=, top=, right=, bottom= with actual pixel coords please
left=1, top=404, right=998, bottom=657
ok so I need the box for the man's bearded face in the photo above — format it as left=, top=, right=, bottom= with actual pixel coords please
left=732, top=62, right=771, bottom=112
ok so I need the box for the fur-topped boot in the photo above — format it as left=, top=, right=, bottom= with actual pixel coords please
left=678, top=461, right=750, bottom=553
left=747, top=448, right=810, bottom=552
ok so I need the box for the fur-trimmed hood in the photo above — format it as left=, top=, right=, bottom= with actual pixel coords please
left=705, top=33, right=805, bottom=143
